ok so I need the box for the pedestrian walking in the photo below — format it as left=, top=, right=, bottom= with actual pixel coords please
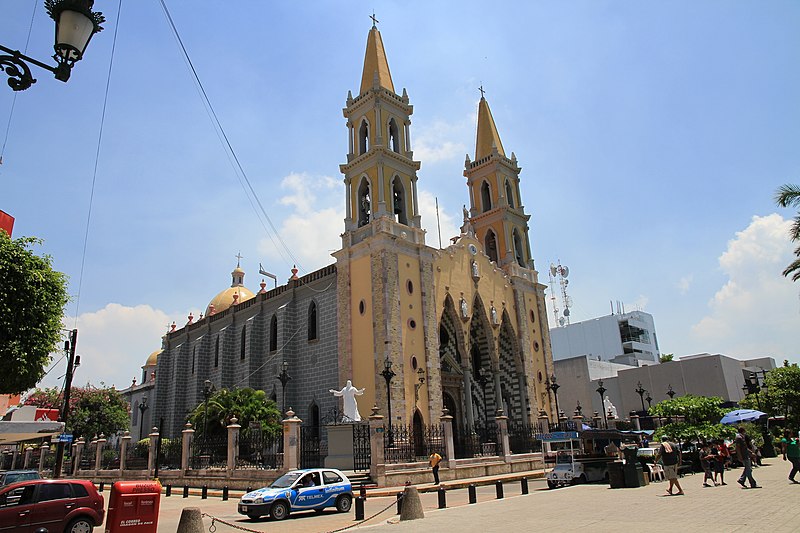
left=735, top=426, right=759, bottom=488
left=429, top=451, right=442, bottom=484
left=655, top=436, right=684, bottom=495
left=700, top=442, right=716, bottom=487
left=781, top=429, right=800, bottom=483
left=712, top=440, right=726, bottom=485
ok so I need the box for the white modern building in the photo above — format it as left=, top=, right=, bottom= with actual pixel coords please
left=550, top=310, right=660, bottom=366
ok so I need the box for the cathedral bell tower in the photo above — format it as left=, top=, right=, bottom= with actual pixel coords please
left=464, top=95, right=534, bottom=273
left=340, top=22, right=422, bottom=236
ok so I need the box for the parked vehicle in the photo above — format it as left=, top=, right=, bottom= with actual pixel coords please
left=546, top=455, right=611, bottom=488
left=0, top=478, right=104, bottom=533
left=238, top=468, right=353, bottom=521
left=0, top=470, right=41, bottom=487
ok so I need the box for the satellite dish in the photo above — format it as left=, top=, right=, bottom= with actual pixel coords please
left=550, top=264, right=557, bottom=276
left=562, top=266, right=569, bottom=277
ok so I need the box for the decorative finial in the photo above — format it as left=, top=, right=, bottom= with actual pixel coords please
left=260, top=279, right=267, bottom=293
left=478, top=85, right=485, bottom=99
left=170, top=321, right=176, bottom=332
left=235, top=251, right=243, bottom=267
left=208, top=304, right=216, bottom=316
left=370, top=12, right=379, bottom=28
left=187, top=312, right=194, bottom=325
left=290, top=265, right=299, bottom=280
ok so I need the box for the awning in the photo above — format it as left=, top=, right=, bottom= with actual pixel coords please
left=0, top=421, right=65, bottom=444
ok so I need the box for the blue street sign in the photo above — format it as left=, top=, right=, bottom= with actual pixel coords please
left=57, top=434, right=73, bottom=443
left=534, top=431, right=579, bottom=442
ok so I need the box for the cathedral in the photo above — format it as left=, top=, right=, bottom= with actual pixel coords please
left=150, top=23, right=555, bottom=441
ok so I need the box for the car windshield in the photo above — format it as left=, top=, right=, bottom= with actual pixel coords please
left=270, top=472, right=304, bottom=489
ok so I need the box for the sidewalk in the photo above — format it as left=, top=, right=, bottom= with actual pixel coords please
left=361, top=459, right=800, bottom=532
left=364, top=467, right=547, bottom=497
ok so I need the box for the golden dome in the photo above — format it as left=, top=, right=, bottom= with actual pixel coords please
left=206, top=286, right=255, bottom=315
left=145, top=349, right=162, bottom=367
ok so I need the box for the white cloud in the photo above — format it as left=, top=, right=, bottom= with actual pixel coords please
left=691, top=214, right=799, bottom=359
left=418, top=189, right=461, bottom=248
left=414, top=118, right=470, bottom=163
left=37, top=304, right=177, bottom=392
left=675, top=274, right=693, bottom=295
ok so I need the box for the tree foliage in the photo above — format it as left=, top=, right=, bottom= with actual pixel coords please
left=648, top=394, right=725, bottom=426
left=775, top=183, right=800, bottom=281
left=739, top=364, right=800, bottom=429
left=659, top=353, right=674, bottom=363
left=0, top=234, right=69, bottom=394
left=188, top=387, right=281, bottom=439
left=24, top=385, right=130, bottom=439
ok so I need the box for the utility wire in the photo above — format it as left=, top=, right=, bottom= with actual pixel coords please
left=157, top=0, right=304, bottom=271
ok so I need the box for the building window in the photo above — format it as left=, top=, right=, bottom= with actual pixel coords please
left=485, top=230, right=498, bottom=263
left=359, top=120, right=369, bottom=155
left=505, top=180, right=515, bottom=208
left=406, top=280, right=414, bottom=294
left=392, top=177, right=407, bottom=225
left=308, top=301, right=318, bottom=341
left=240, top=325, right=247, bottom=360
left=481, top=181, right=492, bottom=212
left=513, top=229, right=525, bottom=267
left=358, top=178, right=371, bottom=227
left=191, top=347, right=196, bottom=375
left=270, top=315, right=278, bottom=352
left=359, top=300, right=366, bottom=315
left=388, top=118, right=400, bottom=153
left=214, top=337, right=219, bottom=368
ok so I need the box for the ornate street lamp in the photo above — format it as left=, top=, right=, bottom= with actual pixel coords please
left=137, top=396, right=149, bottom=441
left=666, top=384, right=676, bottom=399
left=276, top=361, right=291, bottom=416
left=476, top=369, right=490, bottom=427
left=380, top=359, right=396, bottom=446
left=0, top=0, right=105, bottom=91
left=635, top=381, right=646, bottom=413
left=575, top=400, right=583, bottom=417
left=645, top=391, right=653, bottom=409
left=596, top=379, right=608, bottom=428
left=414, top=367, right=426, bottom=406
left=545, top=374, right=561, bottom=425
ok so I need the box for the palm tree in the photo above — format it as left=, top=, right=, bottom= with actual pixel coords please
left=775, top=184, right=800, bottom=281
left=189, top=387, right=281, bottom=440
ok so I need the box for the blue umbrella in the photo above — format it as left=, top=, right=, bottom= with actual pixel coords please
left=720, top=409, right=766, bottom=425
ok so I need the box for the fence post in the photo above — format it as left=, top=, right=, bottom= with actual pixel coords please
left=95, top=434, right=107, bottom=473
left=148, top=427, right=159, bottom=476
left=368, top=406, right=385, bottom=482
left=495, top=412, right=510, bottom=460
left=440, top=410, right=455, bottom=469
left=39, top=444, right=49, bottom=473
left=120, top=431, right=131, bottom=472
left=74, top=439, right=84, bottom=473
left=182, top=423, right=194, bottom=472
left=282, top=409, right=302, bottom=472
left=630, top=413, right=641, bottom=431
left=227, top=417, right=240, bottom=475
left=23, top=446, right=33, bottom=469
left=538, top=410, right=550, bottom=433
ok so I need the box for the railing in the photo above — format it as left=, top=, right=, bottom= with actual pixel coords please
left=80, top=442, right=97, bottom=470
left=190, top=435, right=228, bottom=469
left=454, top=423, right=499, bottom=459
left=159, top=436, right=183, bottom=470
left=384, top=423, right=445, bottom=464
left=125, top=441, right=148, bottom=470
left=237, top=430, right=283, bottom=470
left=300, top=426, right=323, bottom=469
left=101, top=441, right=122, bottom=470
left=508, top=424, right=543, bottom=454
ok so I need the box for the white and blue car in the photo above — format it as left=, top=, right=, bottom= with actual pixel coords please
left=238, top=468, right=354, bottom=521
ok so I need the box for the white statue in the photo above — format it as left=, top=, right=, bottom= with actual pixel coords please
left=603, top=396, right=618, bottom=419
left=329, top=380, right=365, bottom=422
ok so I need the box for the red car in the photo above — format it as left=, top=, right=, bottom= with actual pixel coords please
left=0, top=479, right=104, bottom=533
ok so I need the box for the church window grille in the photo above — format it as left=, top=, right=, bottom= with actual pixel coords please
left=270, top=315, right=278, bottom=352
left=359, top=120, right=369, bottom=155
left=308, top=301, right=318, bottom=341
left=513, top=229, right=525, bottom=267
left=142, top=369, right=147, bottom=383
left=392, top=177, right=408, bottom=225
left=240, top=325, right=247, bottom=360
left=481, top=181, right=492, bottom=212
left=214, top=337, right=219, bottom=368
left=388, top=118, right=400, bottom=153
left=505, top=180, right=515, bottom=208
left=485, top=230, right=499, bottom=263
left=357, top=178, right=371, bottom=227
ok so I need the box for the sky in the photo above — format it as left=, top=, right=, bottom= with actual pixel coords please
left=1, top=1, right=798, bottom=393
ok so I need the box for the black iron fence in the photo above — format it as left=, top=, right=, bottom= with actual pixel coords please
left=237, top=430, right=283, bottom=470
left=101, top=440, right=122, bottom=470
left=125, top=439, right=148, bottom=470
left=159, top=436, right=183, bottom=470
left=508, top=423, right=543, bottom=454
left=190, top=434, right=228, bottom=469
left=300, top=426, right=323, bottom=469
left=80, top=442, right=97, bottom=470
left=384, top=423, right=445, bottom=464
left=454, top=423, right=499, bottom=459
left=353, top=423, right=371, bottom=472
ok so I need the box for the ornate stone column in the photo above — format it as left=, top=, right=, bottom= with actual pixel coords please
left=227, top=417, right=241, bottom=474
left=495, top=413, right=511, bottom=461
left=147, top=427, right=159, bottom=475
left=95, top=435, right=107, bottom=473
left=282, top=410, right=302, bottom=472
left=368, top=407, right=385, bottom=483
left=440, top=410, right=456, bottom=469
left=181, top=423, right=194, bottom=472
left=120, top=431, right=131, bottom=471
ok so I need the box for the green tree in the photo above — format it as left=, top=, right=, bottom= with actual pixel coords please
left=775, top=184, right=800, bottom=281
left=24, top=385, right=130, bottom=439
left=659, top=353, right=674, bottom=363
left=0, top=234, right=69, bottom=393
left=649, top=395, right=729, bottom=444
left=188, top=387, right=281, bottom=439
left=739, top=364, right=800, bottom=428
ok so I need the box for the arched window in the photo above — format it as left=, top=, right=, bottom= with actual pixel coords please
left=191, top=347, right=196, bottom=375
left=513, top=229, right=525, bottom=266
left=308, top=301, right=318, bottom=341
left=505, top=180, right=515, bottom=208
left=485, top=230, right=498, bottom=263
left=357, top=178, right=371, bottom=227
left=481, top=181, right=492, bottom=212
left=240, top=325, right=247, bottom=360
left=214, top=337, right=219, bottom=368
left=388, top=118, right=400, bottom=153
left=392, top=177, right=407, bottom=225
left=270, top=315, right=278, bottom=352
left=358, top=120, right=369, bottom=155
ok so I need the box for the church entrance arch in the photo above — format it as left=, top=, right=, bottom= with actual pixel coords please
left=497, top=313, right=524, bottom=425
left=412, top=410, right=425, bottom=458
left=468, top=297, right=495, bottom=427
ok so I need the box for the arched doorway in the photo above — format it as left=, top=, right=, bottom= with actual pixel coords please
left=413, top=410, right=425, bottom=458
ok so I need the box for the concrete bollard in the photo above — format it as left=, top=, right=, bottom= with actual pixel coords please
left=99, top=482, right=104, bottom=493
left=355, top=496, right=365, bottom=521
left=437, top=486, right=446, bottom=509
left=183, top=485, right=189, bottom=498
left=396, top=492, right=403, bottom=515
left=399, top=486, right=424, bottom=521
left=166, top=484, right=172, bottom=497
left=468, top=484, right=477, bottom=504
left=359, top=484, right=367, bottom=499
left=495, top=481, right=504, bottom=499
left=521, top=477, right=528, bottom=495
left=176, top=507, right=204, bottom=533
left=201, top=485, right=208, bottom=499
left=222, top=486, right=229, bottom=501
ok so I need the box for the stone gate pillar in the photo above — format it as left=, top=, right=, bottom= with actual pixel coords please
left=120, top=431, right=131, bottom=471
left=95, top=435, right=107, bottom=472
left=440, top=410, right=455, bottom=469
left=227, top=417, right=241, bottom=474
left=283, top=410, right=302, bottom=472
left=495, top=412, right=511, bottom=460
left=368, top=407, right=385, bottom=483
left=147, top=428, right=159, bottom=475
left=23, top=446, right=33, bottom=469
left=38, top=444, right=49, bottom=473
left=181, top=423, right=194, bottom=472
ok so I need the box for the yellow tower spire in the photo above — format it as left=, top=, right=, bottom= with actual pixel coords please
left=475, top=94, right=505, bottom=160
left=360, top=24, right=395, bottom=95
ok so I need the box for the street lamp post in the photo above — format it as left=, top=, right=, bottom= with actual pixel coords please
left=276, top=361, right=291, bottom=416
left=476, top=369, right=490, bottom=427
left=546, top=375, right=561, bottom=425
left=645, top=392, right=653, bottom=409
left=635, top=381, right=646, bottom=413
left=138, top=396, right=149, bottom=441
left=596, top=380, right=608, bottom=428
left=53, top=328, right=78, bottom=478
left=380, top=359, right=396, bottom=445
left=666, top=384, right=676, bottom=399
left=0, top=0, right=105, bottom=91
left=414, top=368, right=426, bottom=406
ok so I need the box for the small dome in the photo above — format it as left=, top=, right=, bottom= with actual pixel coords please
left=145, top=349, right=162, bottom=367
left=206, top=286, right=255, bottom=315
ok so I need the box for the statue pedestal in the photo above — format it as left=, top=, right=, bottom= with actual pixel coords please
left=325, top=424, right=355, bottom=470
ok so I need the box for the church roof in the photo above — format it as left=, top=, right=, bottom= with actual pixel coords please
left=145, top=349, right=162, bottom=367
left=360, top=25, right=395, bottom=95
left=205, top=261, right=256, bottom=316
left=475, top=97, right=506, bottom=160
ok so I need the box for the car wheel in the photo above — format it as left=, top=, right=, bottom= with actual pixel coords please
left=547, top=480, right=557, bottom=489
left=578, top=474, right=588, bottom=484
left=336, top=494, right=353, bottom=513
left=271, top=501, right=289, bottom=521
left=247, top=513, right=261, bottom=520
left=67, top=517, right=94, bottom=533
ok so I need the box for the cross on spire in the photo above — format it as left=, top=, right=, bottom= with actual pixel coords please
left=478, top=85, right=486, bottom=99
left=235, top=252, right=243, bottom=267
left=370, top=12, right=379, bottom=28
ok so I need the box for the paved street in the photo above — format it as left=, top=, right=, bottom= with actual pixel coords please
left=151, top=459, right=800, bottom=533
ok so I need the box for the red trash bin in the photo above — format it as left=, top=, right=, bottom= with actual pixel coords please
left=105, top=480, right=161, bottom=533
